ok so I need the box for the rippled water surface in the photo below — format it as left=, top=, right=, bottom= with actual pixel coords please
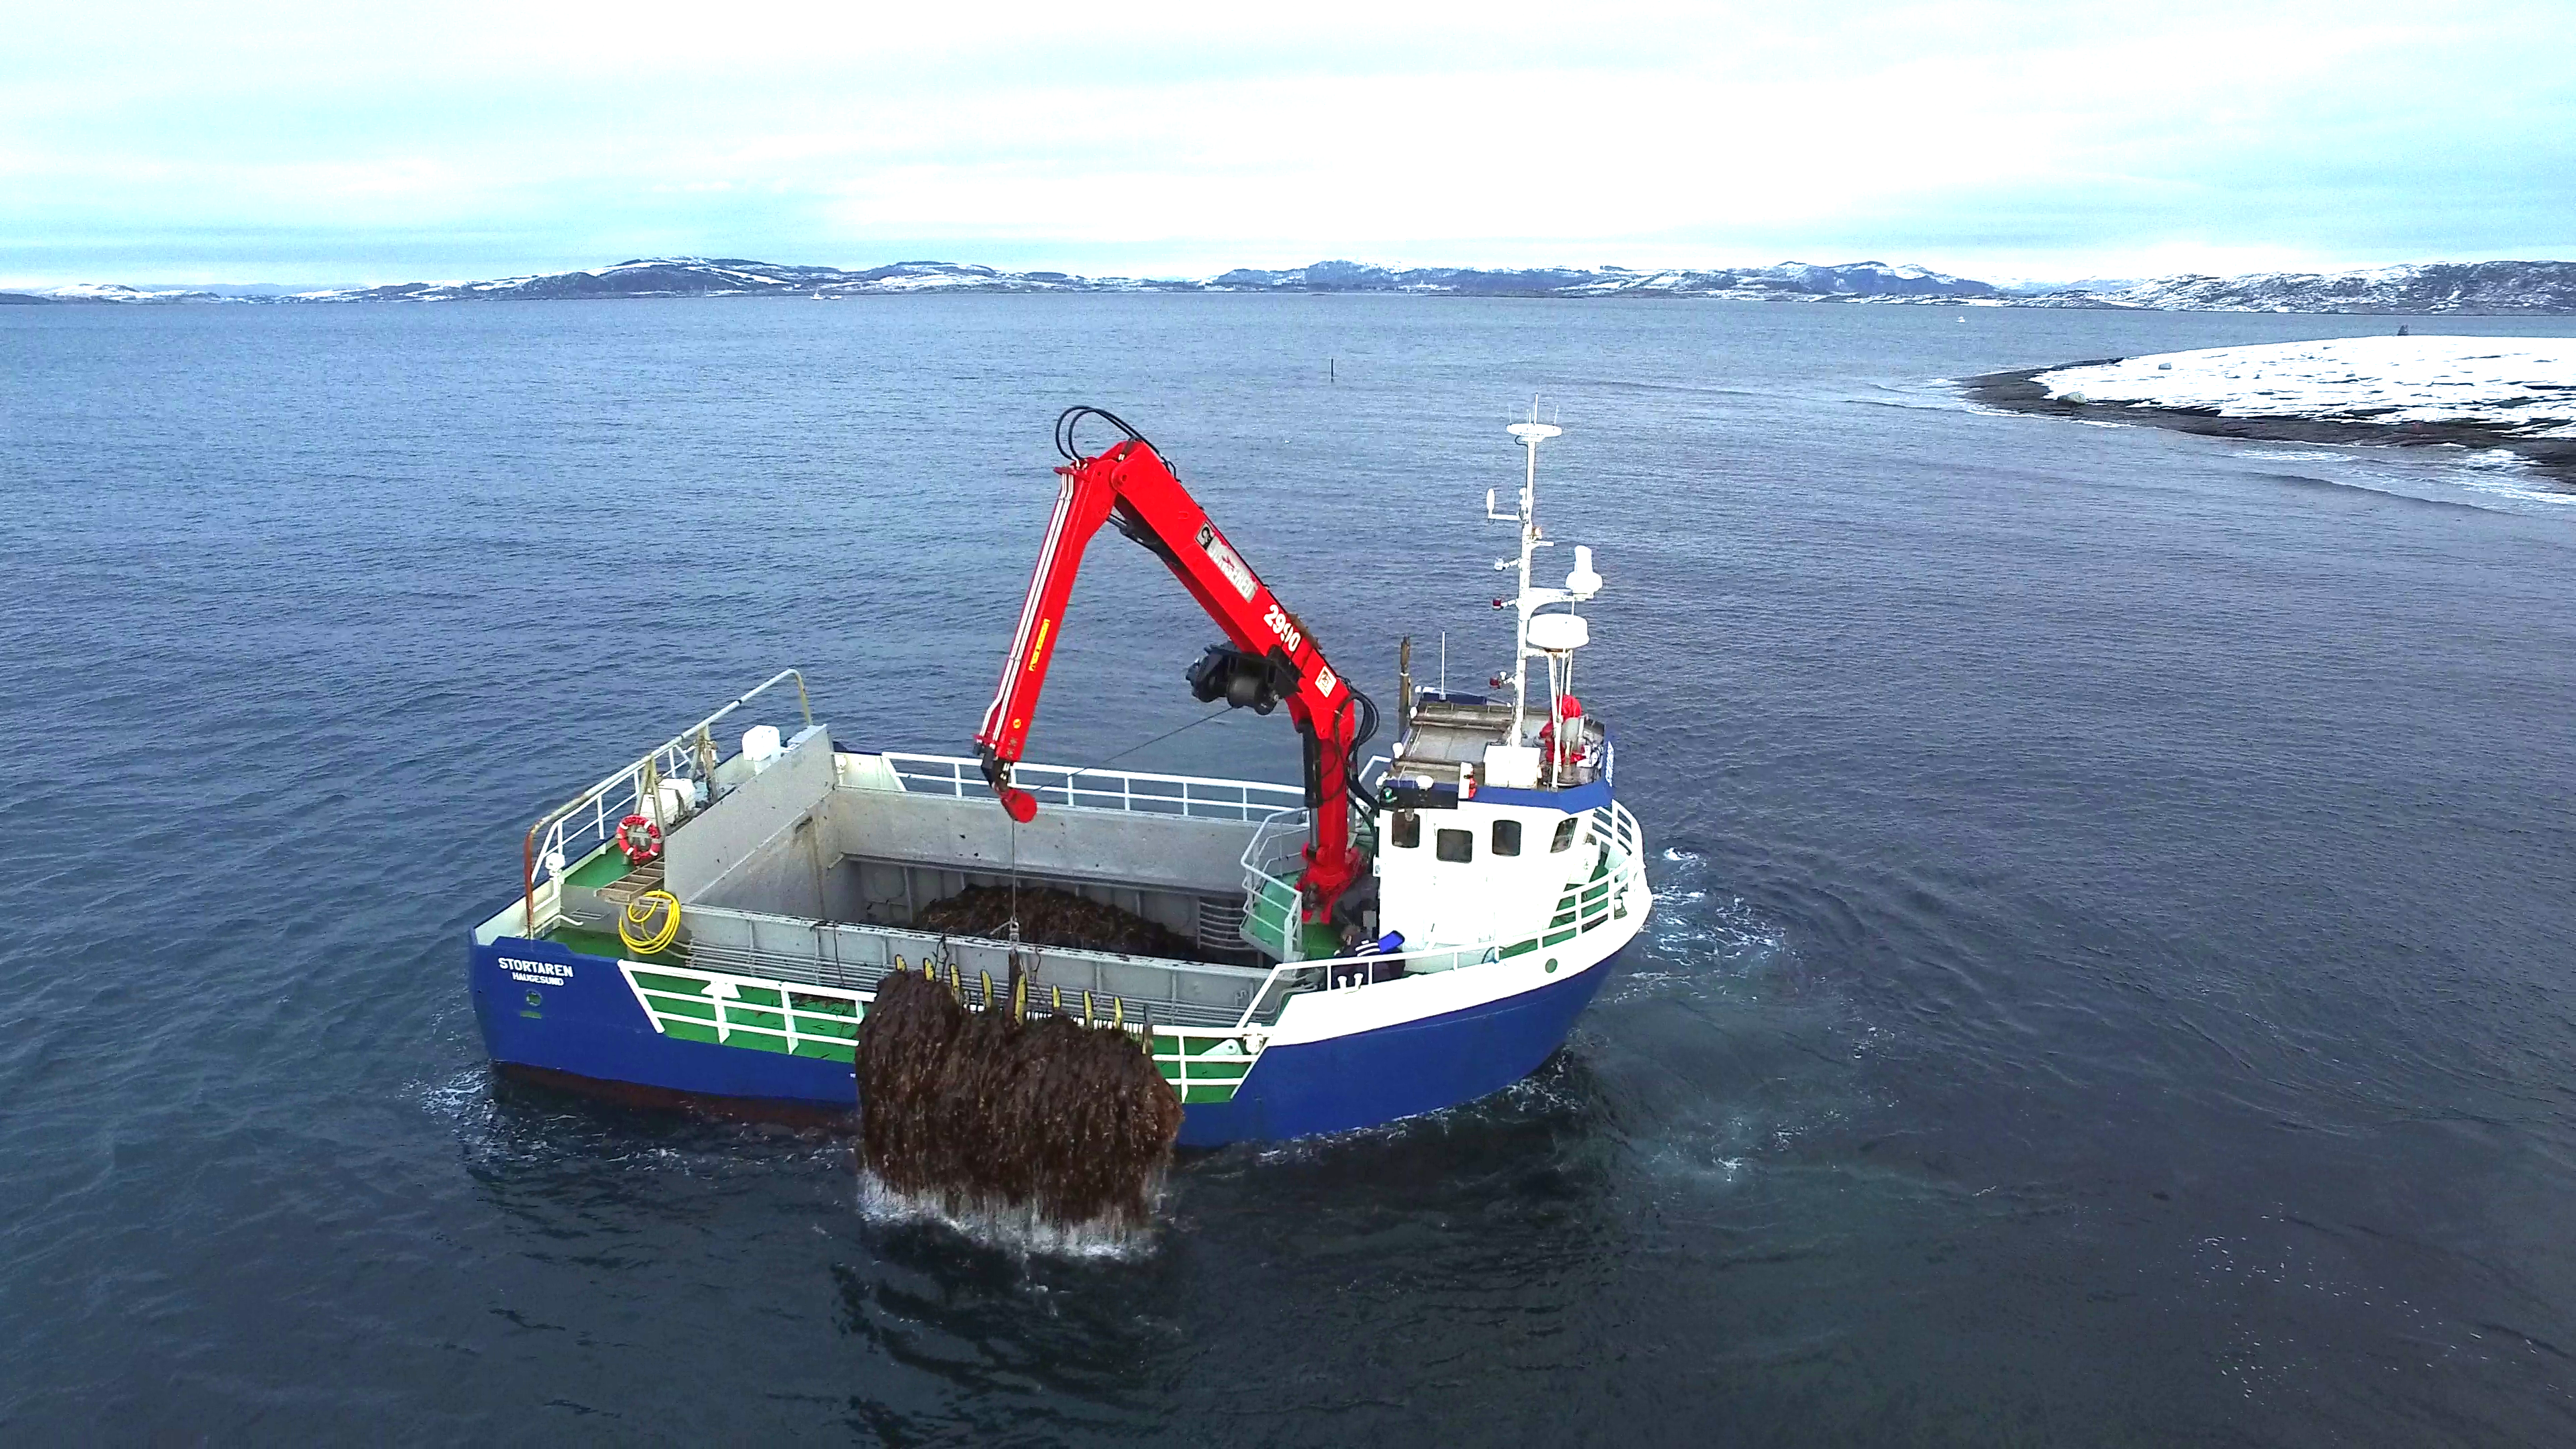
left=6, top=297, right=2576, bottom=1444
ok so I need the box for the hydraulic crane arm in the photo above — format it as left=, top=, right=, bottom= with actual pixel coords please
left=975, top=408, right=1373, bottom=923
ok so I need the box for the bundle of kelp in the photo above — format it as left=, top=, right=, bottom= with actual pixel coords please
left=912, top=884, right=1195, bottom=960
left=855, top=966, right=1182, bottom=1228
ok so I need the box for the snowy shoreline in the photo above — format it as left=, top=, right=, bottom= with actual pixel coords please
left=1970, top=337, right=2576, bottom=482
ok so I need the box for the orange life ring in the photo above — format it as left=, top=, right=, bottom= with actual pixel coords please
left=614, top=813, right=663, bottom=865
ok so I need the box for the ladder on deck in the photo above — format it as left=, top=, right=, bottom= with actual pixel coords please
left=596, top=858, right=667, bottom=907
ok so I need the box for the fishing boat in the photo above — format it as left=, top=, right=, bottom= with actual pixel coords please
left=468, top=410, right=1650, bottom=1144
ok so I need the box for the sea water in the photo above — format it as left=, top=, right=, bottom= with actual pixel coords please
left=5, top=295, right=2576, bottom=1443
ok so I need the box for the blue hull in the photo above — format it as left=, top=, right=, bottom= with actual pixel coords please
left=1169, top=958, right=1615, bottom=1145
left=472, top=936, right=854, bottom=1106
left=470, top=935, right=1617, bottom=1144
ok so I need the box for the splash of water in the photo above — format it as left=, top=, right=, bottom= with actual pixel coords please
left=853, top=1170, right=1165, bottom=1259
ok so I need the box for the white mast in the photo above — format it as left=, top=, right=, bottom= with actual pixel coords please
left=1493, top=407, right=1560, bottom=747
left=1487, top=405, right=1602, bottom=757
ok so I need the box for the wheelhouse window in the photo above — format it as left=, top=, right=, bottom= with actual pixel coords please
left=1551, top=817, right=1578, bottom=853
left=1436, top=828, right=1472, bottom=863
left=1391, top=811, right=1420, bottom=849
left=1492, top=819, right=1521, bottom=856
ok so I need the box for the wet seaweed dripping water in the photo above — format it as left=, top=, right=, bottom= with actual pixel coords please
left=854, top=966, right=1181, bottom=1231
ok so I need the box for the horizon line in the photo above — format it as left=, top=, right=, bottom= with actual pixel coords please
left=12, top=250, right=2576, bottom=295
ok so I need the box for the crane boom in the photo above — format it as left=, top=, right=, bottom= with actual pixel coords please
left=975, top=409, right=1370, bottom=924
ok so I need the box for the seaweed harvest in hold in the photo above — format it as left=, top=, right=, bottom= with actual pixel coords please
left=912, top=883, right=1197, bottom=959
left=854, top=967, right=1182, bottom=1228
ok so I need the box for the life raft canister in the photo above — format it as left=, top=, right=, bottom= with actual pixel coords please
left=614, top=813, right=663, bottom=865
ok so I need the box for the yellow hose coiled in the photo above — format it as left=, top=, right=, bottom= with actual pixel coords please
left=618, top=889, right=682, bottom=955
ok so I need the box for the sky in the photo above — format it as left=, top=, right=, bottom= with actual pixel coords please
left=3, top=0, right=2570, bottom=287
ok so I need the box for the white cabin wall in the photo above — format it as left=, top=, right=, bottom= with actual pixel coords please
left=1375, top=799, right=1589, bottom=949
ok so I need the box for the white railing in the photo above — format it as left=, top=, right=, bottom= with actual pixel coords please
left=879, top=751, right=1305, bottom=822
left=671, top=907, right=1267, bottom=1028
left=1238, top=806, right=1313, bottom=960
left=1589, top=796, right=1644, bottom=869
left=1228, top=798, right=1651, bottom=1028
left=521, top=669, right=814, bottom=931
left=1241, top=806, right=1312, bottom=880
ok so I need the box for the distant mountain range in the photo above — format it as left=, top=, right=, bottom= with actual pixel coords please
left=2007, top=260, right=2576, bottom=314
left=9, top=256, right=2575, bottom=313
left=5, top=257, right=2002, bottom=304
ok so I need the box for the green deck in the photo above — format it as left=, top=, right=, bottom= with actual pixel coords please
left=545, top=922, right=687, bottom=966
left=564, top=847, right=633, bottom=889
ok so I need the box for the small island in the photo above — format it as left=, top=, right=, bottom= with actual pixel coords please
left=1972, top=336, right=2576, bottom=482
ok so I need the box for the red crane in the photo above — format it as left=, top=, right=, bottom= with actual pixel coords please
left=976, top=408, right=1375, bottom=923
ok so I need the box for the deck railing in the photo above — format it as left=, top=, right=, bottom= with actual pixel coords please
left=666, top=905, right=1273, bottom=1030
left=521, top=669, right=814, bottom=934
left=1238, top=808, right=1313, bottom=961
left=879, top=752, right=1305, bottom=822
left=615, top=950, right=1265, bottom=1101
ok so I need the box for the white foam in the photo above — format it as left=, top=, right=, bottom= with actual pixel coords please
left=853, top=1171, right=1163, bottom=1260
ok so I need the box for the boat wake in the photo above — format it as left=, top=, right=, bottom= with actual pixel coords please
left=1599, top=847, right=1786, bottom=1007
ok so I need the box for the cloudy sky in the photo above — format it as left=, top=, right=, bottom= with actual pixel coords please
left=4, top=0, right=2569, bottom=286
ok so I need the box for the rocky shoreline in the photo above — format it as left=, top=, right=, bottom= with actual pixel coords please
left=1966, top=364, right=2576, bottom=485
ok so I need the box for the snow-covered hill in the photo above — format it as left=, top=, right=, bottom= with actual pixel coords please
left=2015, top=261, right=2576, bottom=314
left=29, top=282, right=231, bottom=303
left=294, top=256, right=2001, bottom=302
left=1205, top=259, right=1996, bottom=299
left=291, top=258, right=1133, bottom=302
left=10, top=256, right=2574, bottom=311
left=1, top=256, right=2000, bottom=305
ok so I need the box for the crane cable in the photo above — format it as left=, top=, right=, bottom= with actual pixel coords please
left=1077, top=702, right=1232, bottom=775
